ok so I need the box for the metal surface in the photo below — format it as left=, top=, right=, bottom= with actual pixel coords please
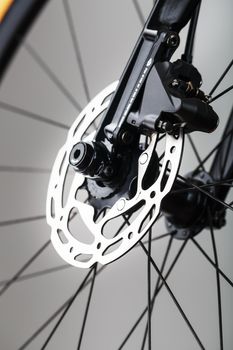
left=47, top=82, right=184, bottom=268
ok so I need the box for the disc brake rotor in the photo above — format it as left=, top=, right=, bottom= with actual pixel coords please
left=47, top=82, right=184, bottom=268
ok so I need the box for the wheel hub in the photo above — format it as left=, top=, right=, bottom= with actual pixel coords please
left=162, top=171, right=215, bottom=239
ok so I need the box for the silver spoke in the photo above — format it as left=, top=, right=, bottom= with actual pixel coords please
left=0, top=101, right=69, bottom=129
left=63, top=0, right=91, bottom=102
left=140, top=242, right=205, bottom=350
left=23, top=42, right=82, bottom=111
left=208, top=210, right=224, bottom=350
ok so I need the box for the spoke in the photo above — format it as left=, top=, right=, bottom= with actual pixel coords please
left=117, top=213, right=133, bottom=235
left=0, top=101, right=69, bottom=129
left=0, top=214, right=45, bottom=227
left=220, top=127, right=233, bottom=179
left=77, top=264, right=97, bottom=350
left=0, top=211, right=75, bottom=293
left=209, top=85, right=233, bottom=104
left=63, top=0, right=90, bottom=102
left=209, top=59, right=233, bottom=96
left=118, top=239, right=187, bottom=349
left=146, top=227, right=152, bottom=350
left=208, top=210, right=224, bottom=350
left=0, top=240, right=50, bottom=297
left=40, top=266, right=95, bottom=350
left=18, top=265, right=106, bottom=350
left=23, top=42, right=82, bottom=111
left=158, top=133, right=166, bottom=142
left=178, top=174, right=233, bottom=212
left=0, top=165, right=50, bottom=174
left=123, top=213, right=165, bottom=247
left=187, top=134, right=205, bottom=171
left=140, top=242, right=205, bottom=350
left=0, top=264, right=71, bottom=287
left=191, top=238, right=233, bottom=288
left=158, top=151, right=165, bottom=162
left=171, top=178, right=233, bottom=194
left=132, top=0, right=145, bottom=26
left=194, top=126, right=233, bottom=173
left=19, top=298, right=71, bottom=350
left=119, top=305, right=146, bottom=349
left=141, top=236, right=173, bottom=350
left=142, top=232, right=171, bottom=245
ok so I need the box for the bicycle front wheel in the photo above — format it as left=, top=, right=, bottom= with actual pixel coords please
left=0, top=1, right=232, bottom=349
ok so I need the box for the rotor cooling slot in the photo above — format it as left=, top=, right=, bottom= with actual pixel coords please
left=101, top=200, right=146, bottom=239
left=160, top=160, right=172, bottom=192
left=57, top=229, right=69, bottom=245
left=102, top=238, right=124, bottom=257
left=68, top=208, right=95, bottom=245
left=138, top=205, right=156, bottom=234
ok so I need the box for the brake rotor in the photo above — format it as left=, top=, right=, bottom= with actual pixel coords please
left=47, top=82, right=184, bottom=268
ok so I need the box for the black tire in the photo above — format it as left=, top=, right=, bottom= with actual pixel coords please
left=0, top=0, right=49, bottom=80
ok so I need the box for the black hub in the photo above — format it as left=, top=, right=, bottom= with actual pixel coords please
left=162, top=171, right=215, bottom=239
left=69, top=141, right=114, bottom=181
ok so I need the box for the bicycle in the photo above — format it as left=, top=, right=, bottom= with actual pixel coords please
left=0, top=0, right=232, bottom=349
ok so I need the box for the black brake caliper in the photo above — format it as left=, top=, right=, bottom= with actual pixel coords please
left=160, top=60, right=222, bottom=238
left=157, top=58, right=219, bottom=135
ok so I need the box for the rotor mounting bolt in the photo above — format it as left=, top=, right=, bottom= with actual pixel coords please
left=167, top=33, right=179, bottom=47
left=140, top=153, right=148, bottom=165
left=121, top=131, right=134, bottom=145
left=117, top=199, right=126, bottom=211
left=162, top=121, right=174, bottom=133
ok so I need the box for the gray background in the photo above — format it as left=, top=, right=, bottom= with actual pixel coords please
left=0, top=0, right=232, bottom=349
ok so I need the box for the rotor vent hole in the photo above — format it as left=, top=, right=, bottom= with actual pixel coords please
left=102, top=214, right=127, bottom=239
left=57, top=229, right=68, bottom=244
left=51, top=197, right=55, bottom=218
left=62, top=168, right=73, bottom=207
left=74, top=254, right=92, bottom=263
left=102, top=200, right=145, bottom=239
left=128, top=232, right=133, bottom=240
left=141, top=151, right=159, bottom=191
left=81, top=111, right=104, bottom=141
left=68, top=208, right=94, bottom=244
left=102, top=238, right=123, bottom=256
left=75, top=188, right=88, bottom=202
left=170, top=146, right=176, bottom=153
left=101, top=92, right=114, bottom=105
left=150, top=191, right=156, bottom=198
left=73, top=116, right=86, bottom=137
left=59, top=152, right=67, bottom=176
left=138, top=205, right=155, bottom=234
left=160, top=161, right=172, bottom=192
left=94, top=208, right=109, bottom=224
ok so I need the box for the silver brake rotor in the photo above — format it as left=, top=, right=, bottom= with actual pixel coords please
left=47, top=82, right=184, bottom=268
